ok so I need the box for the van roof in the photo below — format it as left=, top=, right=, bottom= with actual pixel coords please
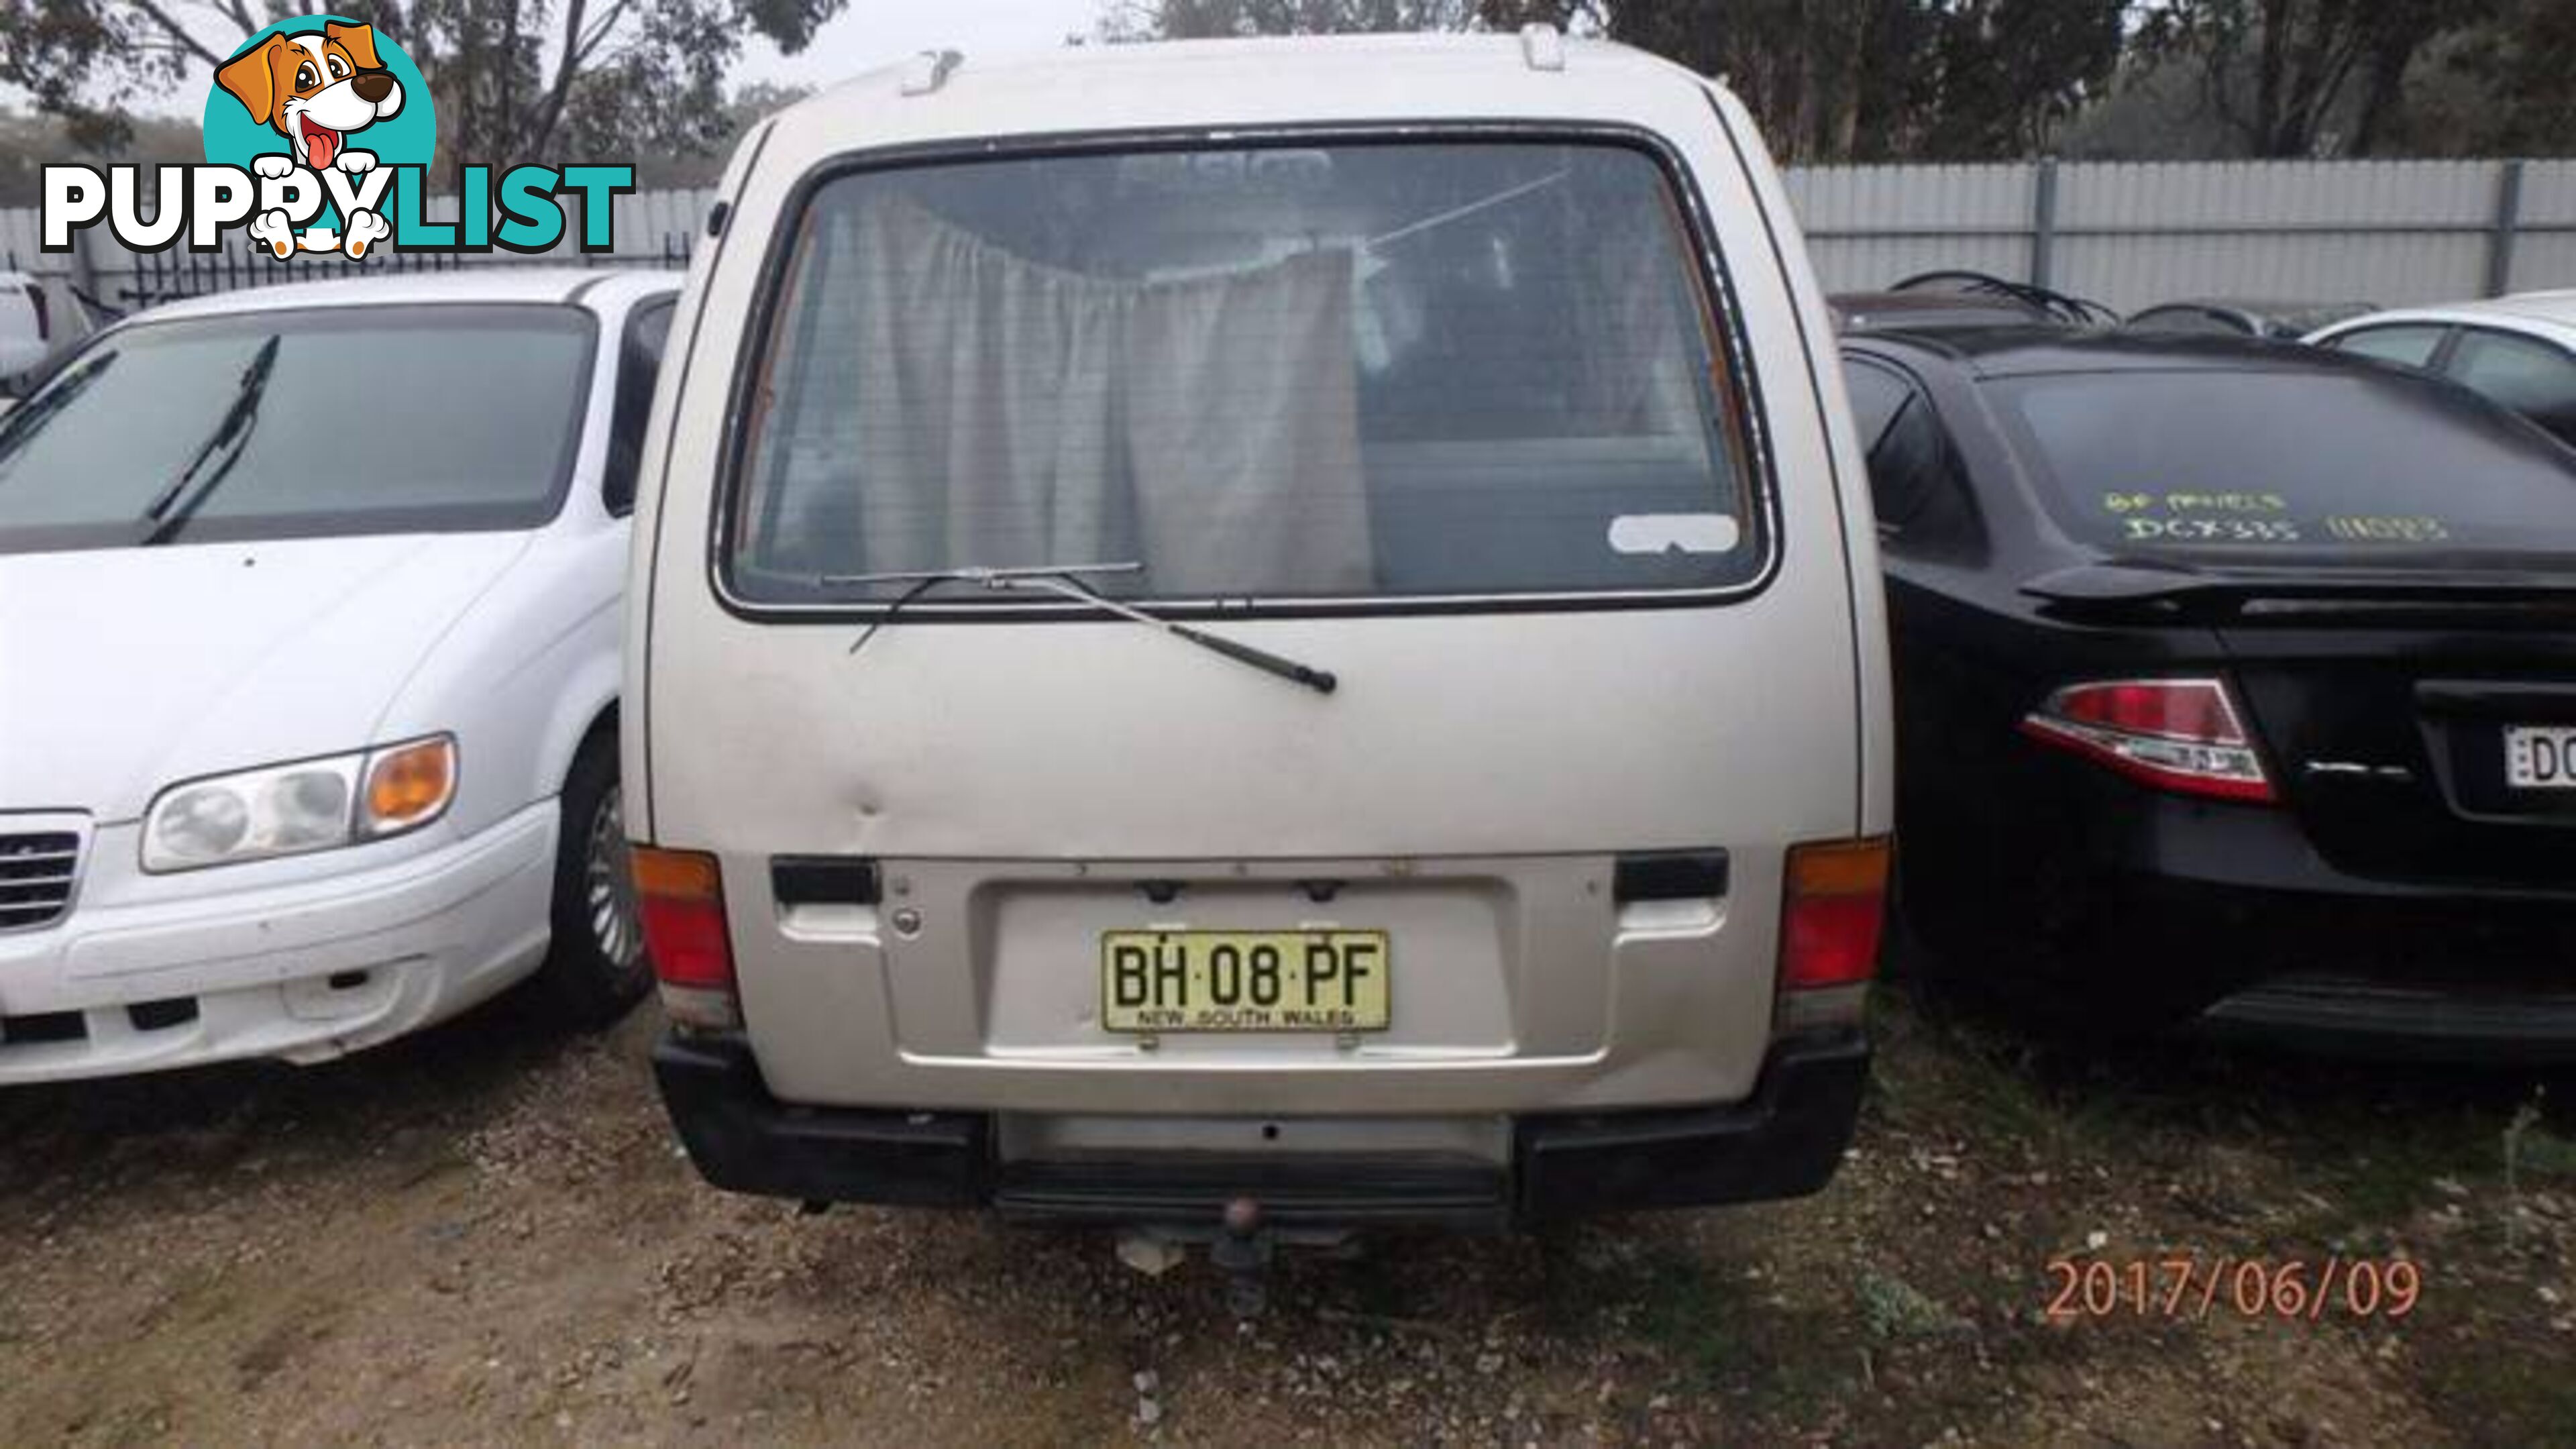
left=766, top=33, right=1719, bottom=148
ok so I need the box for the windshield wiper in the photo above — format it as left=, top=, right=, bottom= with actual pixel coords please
left=822, top=561, right=1338, bottom=696
left=139, top=334, right=280, bottom=545
left=0, top=350, right=118, bottom=466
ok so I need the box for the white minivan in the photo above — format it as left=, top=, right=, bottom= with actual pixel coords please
left=632, top=33, right=1891, bottom=1243
left=0, top=268, right=677, bottom=1082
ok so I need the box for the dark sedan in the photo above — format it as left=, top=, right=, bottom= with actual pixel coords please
left=1843, top=328, right=2576, bottom=1059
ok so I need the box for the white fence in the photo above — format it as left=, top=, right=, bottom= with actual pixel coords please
left=7, top=159, right=2576, bottom=328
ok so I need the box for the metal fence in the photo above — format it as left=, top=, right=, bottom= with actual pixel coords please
left=1782, top=158, right=2576, bottom=312
left=8, top=160, right=2576, bottom=331
left=1, top=185, right=714, bottom=326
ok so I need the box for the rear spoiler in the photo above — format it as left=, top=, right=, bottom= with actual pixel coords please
left=2021, top=561, right=2576, bottom=623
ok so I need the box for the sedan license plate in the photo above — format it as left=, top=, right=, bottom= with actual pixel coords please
left=2505, top=725, right=2576, bottom=790
left=1101, top=929, right=1389, bottom=1033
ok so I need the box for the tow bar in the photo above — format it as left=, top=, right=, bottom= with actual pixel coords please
left=1113, top=1195, right=1279, bottom=1318
left=1210, top=1196, right=1273, bottom=1317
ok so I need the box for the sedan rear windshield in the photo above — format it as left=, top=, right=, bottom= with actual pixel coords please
left=726, top=140, right=1761, bottom=607
left=1991, top=366, right=2576, bottom=566
left=0, top=305, right=594, bottom=553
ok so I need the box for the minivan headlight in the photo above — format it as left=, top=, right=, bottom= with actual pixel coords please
left=142, top=736, right=457, bottom=872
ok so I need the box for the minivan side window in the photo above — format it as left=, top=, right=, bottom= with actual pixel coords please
left=723, top=140, right=1768, bottom=608
left=2325, top=325, right=2448, bottom=370
left=603, top=297, right=676, bottom=517
left=2445, top=328, right=2576, bottom=447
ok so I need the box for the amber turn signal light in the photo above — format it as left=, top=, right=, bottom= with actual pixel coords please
left=361, top=736, right=457, bottom=836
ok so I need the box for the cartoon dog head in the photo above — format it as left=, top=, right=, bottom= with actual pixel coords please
left=216, top=23, right=402, bottom=170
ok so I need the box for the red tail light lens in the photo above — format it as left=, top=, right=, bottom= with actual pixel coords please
left=1780, top=837, right=1889, bottom=993
left=633, top=847, right=737, bottom=1028
left=2020, top=678, right=2276, bottom=804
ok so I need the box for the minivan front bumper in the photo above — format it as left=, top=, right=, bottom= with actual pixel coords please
left=651, top=1029, right=1869, bottom=1228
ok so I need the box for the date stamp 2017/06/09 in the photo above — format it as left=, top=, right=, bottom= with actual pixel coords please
left=2045, top=1256, right=2422, bottom=1323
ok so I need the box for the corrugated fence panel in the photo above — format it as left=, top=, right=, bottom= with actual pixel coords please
left=1782, top=163, right=2033, bottom=293
left=2511, top=160, right=2576, bottom=295
left=7, top=162, right=2574, bottom=332
left=2057, top=159, right=2491, bottom=229
left=2050, top=160, right=2500, bottom=310
left=0, top=207, right=46, bottom=271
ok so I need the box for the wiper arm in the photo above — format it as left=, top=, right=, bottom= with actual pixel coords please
left=0, top=350, right=117, bottom=466
left=822, top=562, right=1338, bottom=696
left=140, top=334, right=280, bottom=543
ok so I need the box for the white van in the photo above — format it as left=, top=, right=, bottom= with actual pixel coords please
left=631, top=32, right=1891, bottom=1246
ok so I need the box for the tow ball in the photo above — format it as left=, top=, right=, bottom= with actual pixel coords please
left=1210, top=1196, right=1273, bottom=1318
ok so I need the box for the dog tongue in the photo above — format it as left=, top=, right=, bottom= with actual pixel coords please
left=303, top=123, right=338, bottom=169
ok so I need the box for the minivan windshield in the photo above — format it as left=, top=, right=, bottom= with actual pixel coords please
left=0, top=304, right=594, bottom=553
left=1992, top=365, right=2576, bottom=567
left=728, top=140, right=1761, bottom=606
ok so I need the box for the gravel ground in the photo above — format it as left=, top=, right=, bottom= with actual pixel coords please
left=1, top=990, right=2569, bottom=1448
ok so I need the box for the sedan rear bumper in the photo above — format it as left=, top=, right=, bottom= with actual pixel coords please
left=652, top=1030, right=1870, bottom=1227
left=2201, top=974, right=2576, bottom=1066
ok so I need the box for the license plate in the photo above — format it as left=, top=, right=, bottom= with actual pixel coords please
left=2505, top=725, right=2576, bottom=790
left=1100, top=929, right=1389, bottom=1033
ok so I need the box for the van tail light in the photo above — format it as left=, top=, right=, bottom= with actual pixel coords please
left=2019, top=678, right=2276, bottom=804
left=633, top=847, right=739, bottom=1032
left=24, top=284, right=48, bottom=342
left=1777, top=837, right=1888, bottom=1030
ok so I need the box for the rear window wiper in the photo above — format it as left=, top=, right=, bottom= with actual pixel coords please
left=822, top=562, right=1338, bottom=696
left=140, top=333, right=281, bottom=545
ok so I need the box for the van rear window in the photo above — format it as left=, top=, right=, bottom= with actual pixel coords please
left=724, top=140, right=1762, bottom=607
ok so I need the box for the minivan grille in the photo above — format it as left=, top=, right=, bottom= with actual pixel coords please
left=0, top=831, right=82, bottom=930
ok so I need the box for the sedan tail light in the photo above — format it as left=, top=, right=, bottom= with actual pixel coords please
left=2020, top=678, right=2275, bottom=803
left=633, top=847, right=739, bottom=1031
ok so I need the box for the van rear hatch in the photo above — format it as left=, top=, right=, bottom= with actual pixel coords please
left=647, top=129, right=1871, bottom=1116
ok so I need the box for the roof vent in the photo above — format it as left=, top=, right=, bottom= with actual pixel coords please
left=1519, top=23, right=1566, bottom=72
left=900, top=48, right=964, bottom=97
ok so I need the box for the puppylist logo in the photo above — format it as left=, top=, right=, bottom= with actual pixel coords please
left=42, top=14, right=634, bottom=264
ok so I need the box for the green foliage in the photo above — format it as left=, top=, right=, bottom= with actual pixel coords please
left=1108, top=0, right=2573, bottom=161
left=0, top=0, right=845, bottom=168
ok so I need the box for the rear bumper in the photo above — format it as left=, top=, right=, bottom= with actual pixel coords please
left=2200, top=974, right=2576, bottom=1066
left=1927, top=767, right=2576, bottom=1043
left=651, top=1030, right=1869, bottom=1228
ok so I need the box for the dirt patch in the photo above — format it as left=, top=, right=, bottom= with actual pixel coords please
left=0, top=991, right=2568, bottom=1446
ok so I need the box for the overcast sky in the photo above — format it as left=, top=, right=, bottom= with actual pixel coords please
left=3, top=0, right=1112, bottom=119
left=738, top=0, right=1108, bottom=93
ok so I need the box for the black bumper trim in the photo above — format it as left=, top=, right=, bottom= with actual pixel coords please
left=651, top=1032, right=1870, bottom=1226
left=652, top=1036, right=989, bottom=1206
left=996, top=1157, right=1510, bottom=1231
left=1515, top=1031, right=1870, bottom=1220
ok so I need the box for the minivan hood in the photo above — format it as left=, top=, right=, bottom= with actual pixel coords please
left=1, top=533, right=531, bottom=821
